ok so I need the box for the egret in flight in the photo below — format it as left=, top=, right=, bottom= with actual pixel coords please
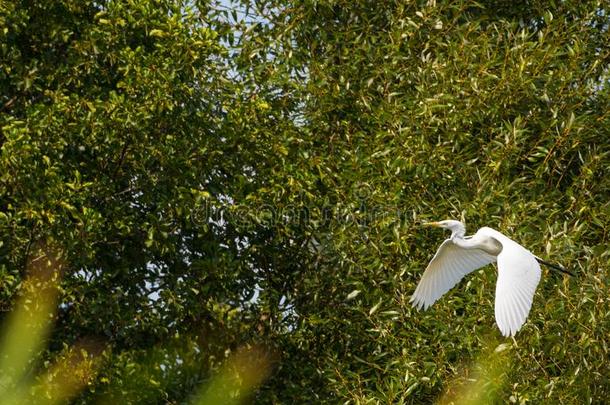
left=410, top=220, right=572, bottom=337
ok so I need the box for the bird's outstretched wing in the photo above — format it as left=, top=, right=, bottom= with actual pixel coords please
left=410, top=239, right=496, bottom=310
left=494, top=239, right=541, bottom=337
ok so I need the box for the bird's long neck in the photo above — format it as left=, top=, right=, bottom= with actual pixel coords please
left=452, top=232, right=502, bottom=256
left=451, top=236, right=477, bottom=249
left=449, top=223, right=466, bottom=239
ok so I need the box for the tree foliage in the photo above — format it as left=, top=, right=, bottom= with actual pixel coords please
left=1, top=0, right=609, bottom=403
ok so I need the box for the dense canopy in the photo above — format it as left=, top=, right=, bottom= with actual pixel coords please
left=1, top=0, right=609, bottom=403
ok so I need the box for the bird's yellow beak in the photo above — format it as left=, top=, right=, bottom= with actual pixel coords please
left=423, top=222, right=441, bottom=227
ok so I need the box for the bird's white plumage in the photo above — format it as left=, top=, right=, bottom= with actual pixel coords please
left=483, top=228, right=541, bottom=337
left=411, top=223, right=543, bottom=337
left=410, top=239, right=496, bottom=310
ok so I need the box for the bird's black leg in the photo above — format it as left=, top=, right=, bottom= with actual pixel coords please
left=535, top=256, right=575, bottom=277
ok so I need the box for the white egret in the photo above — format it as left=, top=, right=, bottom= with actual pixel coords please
left=410, top=220, right=572, bottom=337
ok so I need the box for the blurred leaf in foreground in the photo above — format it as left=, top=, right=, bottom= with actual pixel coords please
left=0, top=242, right=102, bottom=404
left=193, top=345, right=275, bottom=405
left=439, top=338, right=512, bottom=405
